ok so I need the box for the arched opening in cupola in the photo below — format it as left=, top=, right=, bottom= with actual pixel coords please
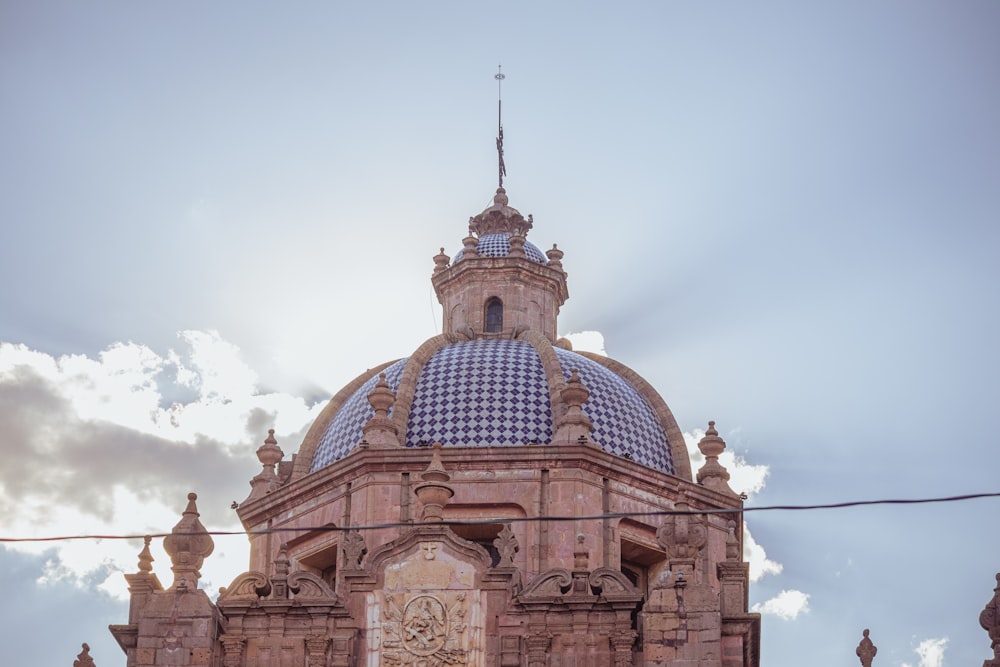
left=485, top=297, right=503, bottom=333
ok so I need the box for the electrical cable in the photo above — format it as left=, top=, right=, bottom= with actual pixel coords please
left=1, top=491, right=997, bottom=544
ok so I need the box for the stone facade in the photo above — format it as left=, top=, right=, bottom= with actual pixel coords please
left=111, top=186, right=761, bottom=666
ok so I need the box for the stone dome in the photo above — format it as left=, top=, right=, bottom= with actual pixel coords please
left=303, top=336, right=685, bottom=476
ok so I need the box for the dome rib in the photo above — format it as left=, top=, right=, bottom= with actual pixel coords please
left=388, top=333, right=454, bottom=439
left=573, top=351, right=692, bottom=481
left=293, top=358, right=401, bottom=479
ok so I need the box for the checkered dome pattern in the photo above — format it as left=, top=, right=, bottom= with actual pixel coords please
left=309, top=339, right=674, bottom=475
left=554, top=349, right=673, bottom=473
left=310, top=358, right=408, bottom=470
left=453, top=233, right=547, bottom=264
left=405, top=339, right=552, bottom=448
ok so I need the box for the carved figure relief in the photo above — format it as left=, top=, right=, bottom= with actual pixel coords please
left=382, top=592, right=468, bottom=665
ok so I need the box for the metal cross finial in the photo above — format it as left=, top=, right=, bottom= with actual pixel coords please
left=495, top=65, right=506, bottom=188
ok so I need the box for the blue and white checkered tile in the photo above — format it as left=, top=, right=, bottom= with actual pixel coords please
left=310, top=358, right=408, bottom=471
left=310, top=340, right=673, bottom=474
left=554, top=349, right=674, bottom=474
left=405, top=339, right=553, bottom=447
left=453, top=233, right=548, bottom=264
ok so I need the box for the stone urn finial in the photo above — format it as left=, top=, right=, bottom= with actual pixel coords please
left=249, top=429, right=284, bottom=500
left=856, top=628, right=877, bottom=667
left=433, top=247, right=450, bottom=273
left=554, top=368, right=594, bottom=444
left=74, top=642, right=96, bottom=667
left=414, top=443, right=454, bottom=522
left=162, top=492, right=215, bottom=589
left=546, top=243, right=564, bottom=271
left=137, top=535, right=154, bottom=573
left=361, top=374, right=401, bottom=448
left=696, top=421, right=738, bottom=496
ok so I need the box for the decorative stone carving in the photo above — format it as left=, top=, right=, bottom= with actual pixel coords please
left=520, top=569, right=573, bottom=597
left=856, top=628, right=877, bottom=667
left=305, top=635, right=329, bottom=667
left=218, top=572, right=271, bottom=600
left=382, top=593, right=468, bottom=665
left=610, top=630, right=637, bottom=667
left=462, top=227, right=478, bottom=258
left=696, top=421, right=738, bottom=495
left=433, top=247, right=450, bottom=273
left=220, top=636, right=246, bottom=667
left=162, top=492, right=214, bottom=589
left=726, top=519, right=740, bottom=561
left=288, top=571, right=338, bottom=600
left=657, top=490, right=707, bottom=568
left=249, top=429, right=285, bottom=500
left=413, top=443, right=454, bottom=522
left=553, top=368, right=594, bottom=444
left=74, top=643, right=96, bottom=667
left=272, top=543, right=290, bottom=599
left=525, top=632, right=552, bottom=667
left=493, top=523, right=518, bottom=567
left=341, top=530, right=367, bottom=570
left=982, top=573, right=1000, bottom=666
left=137, top=535, right=154, bottom=573
left=468, top=187, right=534, bottom=238
left=361, top=373, right=402, bottom=448
left=588, top=568, right=639, bottom=597
left=545, top=243, right=564, bottom=271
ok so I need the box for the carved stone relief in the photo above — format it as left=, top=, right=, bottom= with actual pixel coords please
left=368, top=539, right=484, bottom=667
left=382, top=592, right=468, bottom=665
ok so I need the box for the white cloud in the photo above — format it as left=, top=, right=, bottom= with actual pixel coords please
left=751, top=589, right=810, bottom=619
left=562, top=330, right=607, bottom=356
left=743, top=524, right=783, bottom=583
left=0, top=333, right=324, bottom=600
left=901, top=637, right=948, bottom=667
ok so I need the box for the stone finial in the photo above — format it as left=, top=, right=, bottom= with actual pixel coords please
left=856, top=629, right=877, bottom=667
left=546, top=243, right=564, bottom=271
left=981, top=573, right=1000, bottom=665
left=696, top=421, right=738, bottom=496
left=553, top=369, right=594, bottom=444
left=74, top=642, right=95, bottom=667
left=413, top=443, right=454, bottom=522
left=462, top=226, right=479, bottom=258
left=493, top=523, right=519, bottom=567
left=433, top=247, right=450, bottom=273
left=361, top=374, right=402, bottom=448
left=162, top=492, right=215, bottom=589
left=249, top=429, right=285, bottom=500
left=137, top=535, right=154, bottom=573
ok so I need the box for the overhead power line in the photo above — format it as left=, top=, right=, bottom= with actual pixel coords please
left=1, top=492, right=998, bottom=545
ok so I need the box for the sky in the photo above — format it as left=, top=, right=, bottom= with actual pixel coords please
left=1, top=1, right=998, bottom=665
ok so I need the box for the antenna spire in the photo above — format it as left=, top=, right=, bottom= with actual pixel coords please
left=495, top=65, right=506, bottom=189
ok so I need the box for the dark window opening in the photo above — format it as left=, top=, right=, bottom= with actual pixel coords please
left=451, top=522, right=503, bottom=566
left=485, top=298, right=503, bottom=333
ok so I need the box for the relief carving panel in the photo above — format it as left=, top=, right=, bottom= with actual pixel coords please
left=367, top=540, right=484, bottom=667
left=382, top=592, right=468, bottom=665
